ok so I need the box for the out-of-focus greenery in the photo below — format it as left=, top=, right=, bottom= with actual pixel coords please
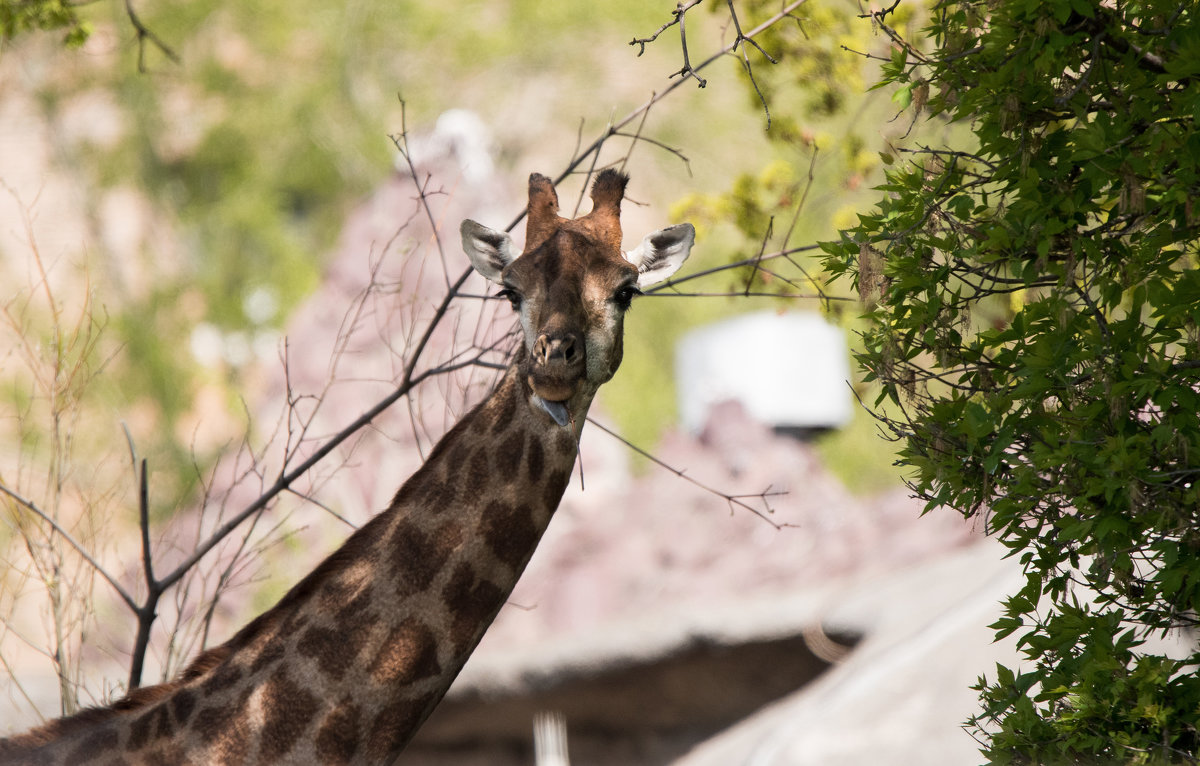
left=2, top=0, right=90, bottom=47
left=5, top=0, right=920, bottom=502
left=8, top=0, right=669, bottom=511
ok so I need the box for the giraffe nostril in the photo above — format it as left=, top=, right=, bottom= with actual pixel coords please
left=558, top=336, right=578, bottom=362
left=534, top=334, right=581, bottom=365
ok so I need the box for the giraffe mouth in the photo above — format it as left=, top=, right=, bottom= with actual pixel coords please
left=527, top=373, right=579, bottom=426
left=528, top=378, right=576, bottom=402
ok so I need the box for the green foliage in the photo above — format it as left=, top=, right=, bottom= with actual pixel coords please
left=817, top=0, right=1200, bottom=760
left=1, top=0, right=90, bottom=47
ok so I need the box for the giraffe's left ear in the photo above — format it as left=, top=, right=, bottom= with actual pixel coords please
left=624, top=223, right=695, bottom=288
left=461, top=220, right=518, bottom=284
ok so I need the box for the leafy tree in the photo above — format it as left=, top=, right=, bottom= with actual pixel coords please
left=1, top=0, right=90, bottom=47
left=815, top=1, right=1200, bottom=762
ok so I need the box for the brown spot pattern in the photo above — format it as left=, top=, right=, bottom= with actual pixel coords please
left=193, top=689, right=251, bottom=747
left=389, top=518, right=461, bottom=598
left=469, top=409, right=490, bottom=435
left=426, top=477, right=459, bottom=511
left=258, top=668, right=320, bottom=763
left=210, top=710, right=251, bottom=766
left=141, top=744, right=185, bottom=765
left=481, top=501, right=538, bottom=571
left=127, top=708, right=152, bottom=751
left=316, top=575, right=354, bottom=613
left=555, top=428, right=576, bottom=457
left=442, top=562, right=505, bottom=653
left=297, top=623, right=357, bottom=681
left=315, top=699, right=361, bottom=766
left=527, top=437, right=545, bottom=483
left=388, top=424, right=459, bottom=508
left=325, top=592, right=379, bottom=662
left=466, top=448, right=490, bottom=490
left=248, top=635, right=286, bottom=676
left=169, top=688, right=197, bottom=728
left=364, top=691, right=438, bottom=762
left=199, top=660, right=244, bottom=697
left=446, top=439, right=470, bottom=468
left=494, top=429, right=526, bottom=480
left=489, top=388, right=517, bottom=434
left=543, top=469, right=571, bottom=511
left=128, top=703, right=173, bottom=750
left=66, top=727, right=119, bottom=764
left=369, top=618, right=441, bottom=686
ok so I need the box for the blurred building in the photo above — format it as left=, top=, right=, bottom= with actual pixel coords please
left=676, top=312, right=853, bottom=439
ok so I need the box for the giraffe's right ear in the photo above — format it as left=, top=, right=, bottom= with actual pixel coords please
left=624, top=223, right=695, bottom=289
left=461, top=220, right=518, bottom=284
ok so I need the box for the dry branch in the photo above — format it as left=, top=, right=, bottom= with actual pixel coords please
left=1, top=1, right=829, bottom=717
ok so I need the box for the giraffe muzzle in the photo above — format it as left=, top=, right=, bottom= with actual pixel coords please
left=533, top=332, right=581, bottom=366
left=527, top=332, right=585, bottom=405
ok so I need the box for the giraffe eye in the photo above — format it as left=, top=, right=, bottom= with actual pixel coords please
left=612, top=284, right=642, bottom=311
left=496, top=288, right=523, bottom=311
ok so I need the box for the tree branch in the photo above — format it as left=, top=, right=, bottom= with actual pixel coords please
left=586, top=418, right=789, bottom=528
left=123, top=0, right=179, bottom=72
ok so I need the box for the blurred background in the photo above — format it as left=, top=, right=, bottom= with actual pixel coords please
left=0, top=1, right=1021, bottom=763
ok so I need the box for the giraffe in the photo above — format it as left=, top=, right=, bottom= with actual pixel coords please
left=0, top=168, right=694, bottom=766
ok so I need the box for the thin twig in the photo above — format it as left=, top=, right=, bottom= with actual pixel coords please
left=391, top=100, right=454, bottom=290
left=744, top=216, right=774, bottom=295
left=570, top=0, right=810, bottom=185
left=0, top=484, right=136, bottom=614
left=673, top=4, right=708, bottom=87
left=644, top=290, right=838, bottom=299
left=644, top=243, right=828, bottom=294
left=123, top=0, right=180, bottom=71
left=630, top=0, right=706, bottom=56
left=586, top=418, right=788, bottom=528
left=725, top=0, right=778, bottom=128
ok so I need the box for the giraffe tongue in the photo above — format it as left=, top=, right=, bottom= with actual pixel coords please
left=533, top=396, right=571, bottom=427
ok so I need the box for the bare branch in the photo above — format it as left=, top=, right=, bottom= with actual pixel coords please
left=672, top=3, right=708, bottom=87
left=724, top=0, right=779, bottom=127
left=574, top=0, right=810, bottom=184
left=586, top=418, right=788, bottom=528
left=0, top=484, right=136, bottom=614
left=126, top=458, right=159, bottom=690
left=633, top=0, right=808, bottom=127
left=743, top=216, right=775, bottom=295
left=123, top=0, right=180, bottom=72
left=629, top=0, right=706, bottom=57
left=390, top=101, right=454, bottom=290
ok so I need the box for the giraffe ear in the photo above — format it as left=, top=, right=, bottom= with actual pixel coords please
left=461, top=220, right=518, bottom=284
left=624, top=223, right=695, bottom=288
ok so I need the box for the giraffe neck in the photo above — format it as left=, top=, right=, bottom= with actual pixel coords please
left=0, top=362, right=587, bottom=766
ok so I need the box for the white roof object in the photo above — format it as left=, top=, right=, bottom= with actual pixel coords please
left=676, top=312, right=853, bottom=434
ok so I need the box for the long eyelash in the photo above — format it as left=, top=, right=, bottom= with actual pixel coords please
left=614, top=286, right=642, bottom=310
left=496, top=288, right=522, bottom=309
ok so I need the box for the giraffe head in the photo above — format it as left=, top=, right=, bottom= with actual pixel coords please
left=462, top=170, right=693, bottom=426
